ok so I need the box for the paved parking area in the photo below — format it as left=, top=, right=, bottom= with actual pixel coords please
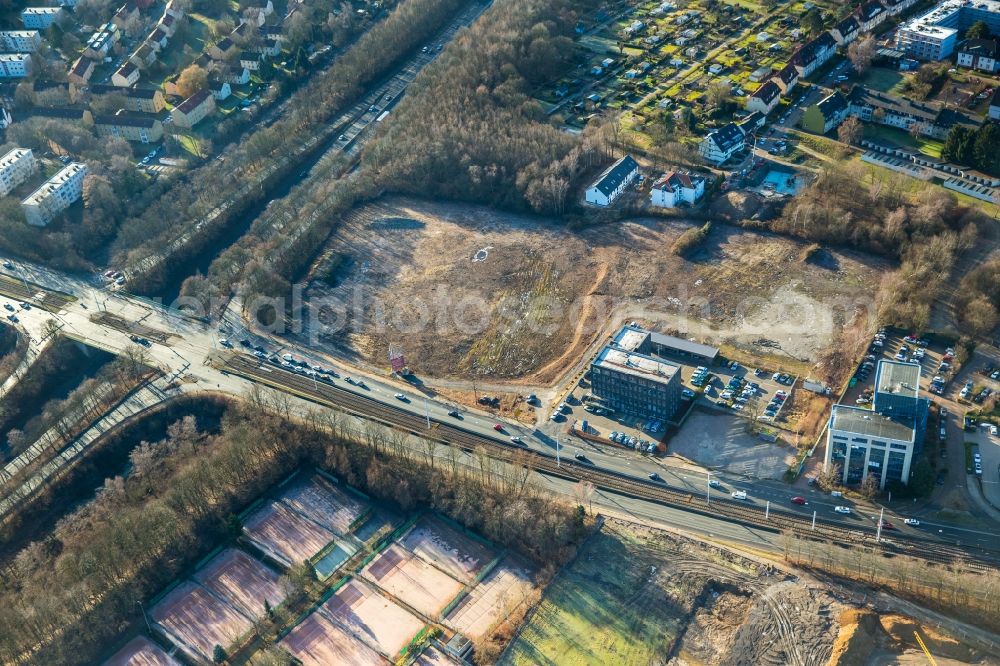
left=667, top=409, right=796, bottom=480
left=565, top=356, right=795, bottom=452
left=971, top=429, right=1000, bottom=510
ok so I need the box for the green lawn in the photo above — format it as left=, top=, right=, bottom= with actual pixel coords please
left=860, top=67, right=907, bottom=94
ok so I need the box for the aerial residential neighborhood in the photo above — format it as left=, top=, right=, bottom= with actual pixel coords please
left=2, top=0, right=1000, bottom=664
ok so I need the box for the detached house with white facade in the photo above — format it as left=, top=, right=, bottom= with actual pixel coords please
left=650, top=171, right=706, bottom=208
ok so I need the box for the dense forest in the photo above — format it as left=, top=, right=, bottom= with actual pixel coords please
left=0, top=393, right=586, bottom=664
left=181, top=0, right=606, bottom=309
left=367, top=0, right=602, bottom=214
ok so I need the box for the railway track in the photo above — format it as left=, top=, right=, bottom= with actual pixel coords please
left=0, top=274, right=76, bottom=312
left=222, top=354, right=998, bottom=571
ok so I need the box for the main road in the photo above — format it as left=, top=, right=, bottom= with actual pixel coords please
left=0, top=257, right=998, bottom=563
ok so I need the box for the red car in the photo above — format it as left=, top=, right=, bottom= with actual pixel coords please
left=493, top=423, right=503, bottom=432
left=879, top=520, right=895, bottom=530
left=791, top=496, right=807, bottom=505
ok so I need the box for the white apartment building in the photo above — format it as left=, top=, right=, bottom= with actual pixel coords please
left=0, top=148, right=36, bottom=196
left=896, top=0, right=1000, bottom=60
left=0, top=30, right=42, bottom=53
left=20, top=7, right=64, bottom=30
left=21, top=162, right=87, bottom=227
left=0, top=54, right=32, bottom=78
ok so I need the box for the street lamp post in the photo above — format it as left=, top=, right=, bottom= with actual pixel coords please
left=706, top=471, right=711, bottom=505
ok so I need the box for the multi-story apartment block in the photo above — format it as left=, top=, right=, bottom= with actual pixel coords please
left=94, top=110, right=163, bottom=143
left=84, top=23, right=120, bottom=60
left=0, top=148, right=36, bottom=196
left=21, top=162, right=87, bottom=227
left=698, top=122, right=746, bottom=165
left=0, top=54, right=32, bottom=78
left=896, top=0, right=1000, bottom=60
left=847, top=85, right=980, bottom=139
left=0, top=30, right=42, bottom=53
left=172, top=89, right=215, bottom=128
left=90, top=84, right=166, bottom=113
left=20, top=7, right=64, bottom=30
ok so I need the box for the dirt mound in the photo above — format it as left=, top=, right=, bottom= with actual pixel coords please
left=826, top=610, right=997, bottom=666
left=879, top=614, right=980, bottom=663
left=828, top=609, right=886, bottom=666
left=708, top=191, right=763, bottom=222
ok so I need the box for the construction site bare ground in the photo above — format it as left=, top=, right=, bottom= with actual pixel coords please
left=303, top=197, right=887, bottom=383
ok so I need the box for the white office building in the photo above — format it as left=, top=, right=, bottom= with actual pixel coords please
left=825, top=405, right=917, bottom=490
left=21, top=162, right=87, bottom=226
left=0, top=148, right=36, bottom=196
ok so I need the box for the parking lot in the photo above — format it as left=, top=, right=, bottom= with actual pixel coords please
left=562, top=354, right=796, bottom=456
left=668, top=409, right=796, bottom=480
left=841, top=329, right=954, bottom=407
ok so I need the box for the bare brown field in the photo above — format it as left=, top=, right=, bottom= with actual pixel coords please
left=302, top=197, right=886, bottom=382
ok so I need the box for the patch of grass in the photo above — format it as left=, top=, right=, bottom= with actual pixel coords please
left=501, top=528, right=683, bottom=666
left=860, top=67, right=906, bottom=94
left=964, top=441, right=974, bottom=473
left=862, top=124, right=943, bottom=158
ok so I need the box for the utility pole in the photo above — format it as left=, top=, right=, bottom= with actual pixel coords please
left=424, top=397, right=430, bottom=429
left=706, top=471, right=711, bottom=505
left=876, top=506, right=884, bottom=543
left=765, top=500, right=770, bottom=520
left=811, top=511, right=816, bottom=531
left=556, top=435, right=561, bottom=467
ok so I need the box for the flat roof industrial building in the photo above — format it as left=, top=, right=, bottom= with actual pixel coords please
left=611, top=324, right=719, bottom=364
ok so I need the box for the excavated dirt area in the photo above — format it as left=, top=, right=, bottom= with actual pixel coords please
left=298, top=197, right=886, bottom=382
left=829, top=609, right=1000, bottom=666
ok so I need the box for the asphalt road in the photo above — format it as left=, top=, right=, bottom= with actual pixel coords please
left=1, top=253, right=999, bottom=556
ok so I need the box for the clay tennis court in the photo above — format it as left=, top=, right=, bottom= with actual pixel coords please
left=400, top=516, right=497, bottom=584
left=321, top=579, right=425, bottom=658
left=150, top=581, right=252, bottom=663
left=444, top=560, right=535, bottom=639
left=361, top=543, right=464, bottom=618
left=243, top=501, right=336, bottom=568
left=279, top=611, right=386, bottom=666
left=279, top=473, right=369, bottom=535
left=193, top=548, right=288, bottom=620
left=103, top=636, right=180, bottom=666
